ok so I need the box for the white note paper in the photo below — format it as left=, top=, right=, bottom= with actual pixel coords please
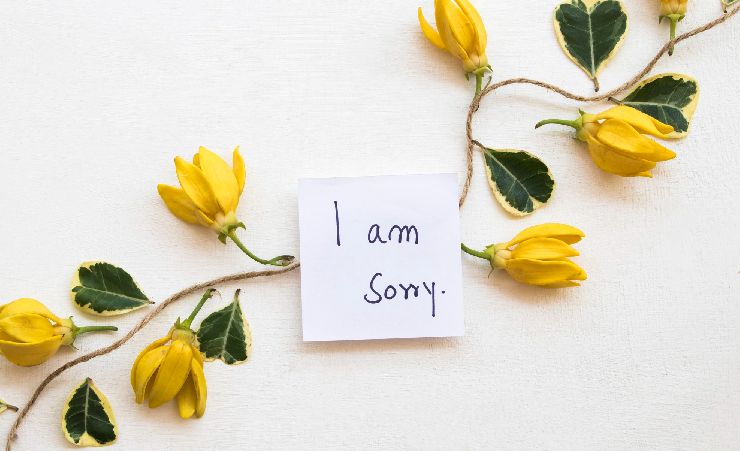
left=298, top=174, right=464, bottom=341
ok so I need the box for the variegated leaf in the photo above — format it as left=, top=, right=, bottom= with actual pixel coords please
left=62, top=378, right=117, bottom=447
left=554, top=0, right=628, bottom=91
left=71, top=261, right=153, bottom=316
left=482, top=147, right=554, bottom=216
left=621, top=73, right=699, bottom=139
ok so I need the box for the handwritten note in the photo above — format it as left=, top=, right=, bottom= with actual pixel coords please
left=298, top=174, right=464, bottom=341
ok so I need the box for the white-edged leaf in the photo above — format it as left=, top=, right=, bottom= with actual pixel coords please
left=554, top=0, right=628, bottom=91
left=71, top=261, right=153, bottom=316
left=620, top=73, right=699, bottom=139
left=482, top=147, right=555, bottom=216
left=197, top=289, right=252, bottom=365
left=62, top=378, right=117, bottom=447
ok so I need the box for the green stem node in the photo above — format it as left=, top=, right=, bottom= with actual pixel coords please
left=534, top=118, right=581, bottom=130
left=227, top=230, right=294, bottom=267
left=182, top=288, right=216, bottom=329
left=73, top=325, right=118, bottom=337
left=461, top=243, right=491, bottom=261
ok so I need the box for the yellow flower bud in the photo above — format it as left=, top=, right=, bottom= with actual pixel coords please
left=157, top=146, right=245, bottom=234
left=418, top=0, right=489, bottom=74
left=660, top=0, right=688, bottom=16
left=536, top=105, right=676, bottom=178
left=481, top=223, right=587, bottom=288
left=0, top=299, right=116, bottom=367
left=130, top=328, right=207, bottom=419
left=131, top=291, right=212, bottom=419
left=158, top=146, right=294, bottom=266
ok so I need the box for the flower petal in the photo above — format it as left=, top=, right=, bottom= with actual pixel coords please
left=0, top=298, right=61, bottom=324
left=511, top=237, right=580, bottom=260
left=130, top=335, right=171, bottom=388
left=505, top=258, right=587, bottom=286
left=198, top=147, right=240, bottom=214
left=507, top=223, right=585, bottom=247
left=0, top=313, right=54, bottom=343
left=174, top=157, right=220, bottom=217
left=0, top=335, right=63, bottom=366
left=441, top=0, right=476, bottom=55
left=232, top=146, right=246, bottom=196
left=133, top=345, right=168, bottom=404
left=148, top=339, right=193, bottom=408
left=176, top=376, right=197, bottom=419
left=595, top=105, right=674, bottom=138
left=596, top=120, right=676, bottom=162
left=191, top=358, right=207, bottom=417
left=418, top=7, right=446, bottom=50
left=157, top=184, right=201, bottom=225
left=453, top=0, right=486, bottom=55
left=435, top=0, right=470, bottom=63
left=584, top=133, right=657, bottom=177
left=541, top=280, right=581, bottom=288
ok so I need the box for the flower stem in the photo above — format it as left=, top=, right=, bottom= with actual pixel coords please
left=534, top=118, right=581, bottom=130
left=461, top=243, right=490, bottom=261
left=474, top=71, right=484, bottom=95
left=668, top=15, right=680, bottom=56
left=227, top=230, right=294, bottom=267
left=73, top=325, right=118, bottom=337
left=181, top=288, right=215, bottom=329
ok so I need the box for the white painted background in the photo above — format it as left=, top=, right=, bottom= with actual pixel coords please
left=1, top=1, right=738, bottom=450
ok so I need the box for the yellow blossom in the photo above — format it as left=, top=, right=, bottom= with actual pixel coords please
left=418, top=0, right=490, bottom=90
left=0, top=298, right=117, bottom=367
left=536, top=105, right=676, bottom=178
left=462, top=223, right=586, bottom=288
left=158, top=146, right=293, bottom=266
left=131, top=328, right=206, bottom=419
left=130, top=290, right=213, bottom=419
left=660, top=0, right=687, bottom=16
left=158, top=146, right=245, bottom=235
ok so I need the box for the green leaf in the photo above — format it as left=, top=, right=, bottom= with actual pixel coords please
left=71, top=261, right=153, bottom=316
left=0, top=398, right=18, bottom=414
left=197, top=289, right=252, bottom=365
left=62, top=378, right=117, bottom=447
left=620, top=73, right=699, bottom=138
left=723, top=0, right=738, bottom=10
left=482, top=147, right=555, bottom=216
left=554, top=0, right=628, bottom=91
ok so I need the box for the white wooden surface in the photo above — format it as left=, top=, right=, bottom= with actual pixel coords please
left=1, top=1, right=738, bottom=450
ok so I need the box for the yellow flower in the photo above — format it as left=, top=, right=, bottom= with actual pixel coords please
left=158, top=146, right=293, bottom=266
left=660, top=0, right=687, bottom=16
left=158, top=146, right=245, bottom=235
left=131, top=289, right=213, bottom=419
left=536, top=105, right=676, bottom=178
left=131, top=328, right=207, bottom=419
left=0, top=298, right=117, bottom=367
left=462, top=223, right=586, bottom=288
left=418, top=0, right=490, bottom=79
